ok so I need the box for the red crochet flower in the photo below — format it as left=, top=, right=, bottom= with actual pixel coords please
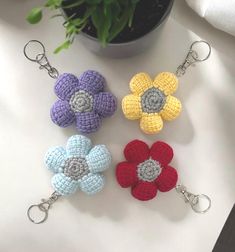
left=116, top=140, right=178, bottom=201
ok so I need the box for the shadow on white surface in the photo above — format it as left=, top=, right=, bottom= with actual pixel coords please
left=0, top=0, right=36, bottom=28
left=210, top=91, right=235, bottom=198
left=67, top=178, right=190, bottom=223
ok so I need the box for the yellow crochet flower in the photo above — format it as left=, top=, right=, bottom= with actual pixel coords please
left=122, top=72, right=182, bottom=134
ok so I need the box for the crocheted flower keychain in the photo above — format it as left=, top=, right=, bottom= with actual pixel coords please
left=24, top=40, right=117, bottom=134
left=116, top=139, right=211, bottom=213
left=122, top=41, right=211, bottom=134
left=27, top=135, right=111, bottom=224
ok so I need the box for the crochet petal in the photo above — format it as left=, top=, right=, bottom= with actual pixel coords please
left=76, top=112, right=101, bottom=134
left=54, top=73, right=80, bottom=101
left=45, top=146, right=67, bottom=173
left=140, top=113, right=163, bottom=134
left=153, top=72, right=178, bottom=95
left=116, top=162, right=138, bottom=188
left=51, top=173, right=79, bottom=196
left=79, top=173, right=105, bottom=195
left=155, top=166, right=178, bottom=192
left=66, top=135, right=92, bottom=158
left=160, top=95, right=182, bottom=121
left=50, top=100, right=75, bottom=127
left=122, top=94, right=142, bottom=120
left=94, top=92, right=117, bottom=118
left=130, top=72, right=153, bottom=95
left=150, top=141, right=173, bottom=166
left=86, top=145, right=111, bottom=173
left=78, top=70, right=105, bottom=95
left=124, top=140, right=150, bottom=163
left=131, top=182, right=157, bottom=201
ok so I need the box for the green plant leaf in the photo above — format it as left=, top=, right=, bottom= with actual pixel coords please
left=92, top=5, right=112, bottom=46
left=85, top=0, right=102, bottom=4
left=104, top=0, right=114, bottom=4
left=65, top=22, right=77, bottom=38
left=129, top=0, right=140, bottom=26
left=128, top=3, right=137, bottom=27
left=118, top=0, right=129, bottom=6
left=131, top=0, right=140, bottom=4
left=70, top=18, right=83, bottom=26
left=54, top=40, right=71, bottom=53
left=81, top=5, right=96, bottom=21
left=108, top=8, right=130, bottom=42
left=50, top=13, right=63, bottom=19
left=62, top=0, right=85, bottom=9
left=26, top=7, right=43, bottom=24
left=63, top=13, right=76, bottom=25
left=45, top=0, right=62, bottom=9
left=91, top=7, right=100, bottom=29
left=110, top=2, right=121, bottom=22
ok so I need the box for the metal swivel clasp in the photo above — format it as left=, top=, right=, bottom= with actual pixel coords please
left=27, top=191, right=61, bottom=224
left=176, top=184, right=211, bottom=214
left=176, top=40, right=211, bottom=77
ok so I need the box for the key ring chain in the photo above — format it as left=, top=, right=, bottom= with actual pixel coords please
left=175, top=185, right=211, bottom=214
left=122, top=40, right=211, bottom=134
left=23, top=40, right=117, bottom=134
left=27, top=192, right=60, bottom=224
left=23, top=40, right=59, bottom=79
left=176, top=40, right=211, bottom=77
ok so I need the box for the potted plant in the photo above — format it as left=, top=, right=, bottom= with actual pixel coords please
left=27, top=0, right=174, bottom=57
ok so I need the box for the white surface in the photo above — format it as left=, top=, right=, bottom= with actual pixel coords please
left=0, top=0, right=235, bottom=252
left=186, top=0, right=235, bottom=37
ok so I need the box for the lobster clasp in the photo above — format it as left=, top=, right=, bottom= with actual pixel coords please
left=27, top=192, right=61, bottom=224
left=175, top=185, right=211, bottom=214
left=23, top=40, right=59, bottom=79
left=176, top=40, right=211, bottom=77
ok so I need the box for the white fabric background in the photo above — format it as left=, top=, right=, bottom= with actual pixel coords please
left=0, top=0, right=235, bottom=252
left=186, top=0, right=235, bottom=37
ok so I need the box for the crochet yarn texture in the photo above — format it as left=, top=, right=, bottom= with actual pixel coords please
left=122, top=72, right=182, bottom=134
left=51, top=70, right=117, bottom=134
left=116, top=140, right=178, bottom=201
left=45, top=135, right=111, bottom=196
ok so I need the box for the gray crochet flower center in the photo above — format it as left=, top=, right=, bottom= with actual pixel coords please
left=141, top=87, right=166, bottom=113
left=64, top=157, right=89, bottom=180
left=137, top=158, right=162, bottom=182
left=69, top=90, right=93, bottom=113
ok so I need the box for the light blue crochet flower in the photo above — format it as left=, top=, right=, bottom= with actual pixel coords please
left=45, top=135, right=111, bottom=196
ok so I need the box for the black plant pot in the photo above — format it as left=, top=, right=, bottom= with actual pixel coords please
left=63, top=0, right=174, bottom=58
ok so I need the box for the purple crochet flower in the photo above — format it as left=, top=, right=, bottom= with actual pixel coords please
left=50, top=70, right=117, bottom=134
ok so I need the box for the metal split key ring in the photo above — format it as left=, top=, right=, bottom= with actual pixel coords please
left=27, top=192, right=61, bottom=224
left=23, top=40, right=59, bottom=79
left=176, top=185, right=211, bottom=214
left=27, top=203, right=49, bottom=224
left=176, top=40, right=211, bottom=77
